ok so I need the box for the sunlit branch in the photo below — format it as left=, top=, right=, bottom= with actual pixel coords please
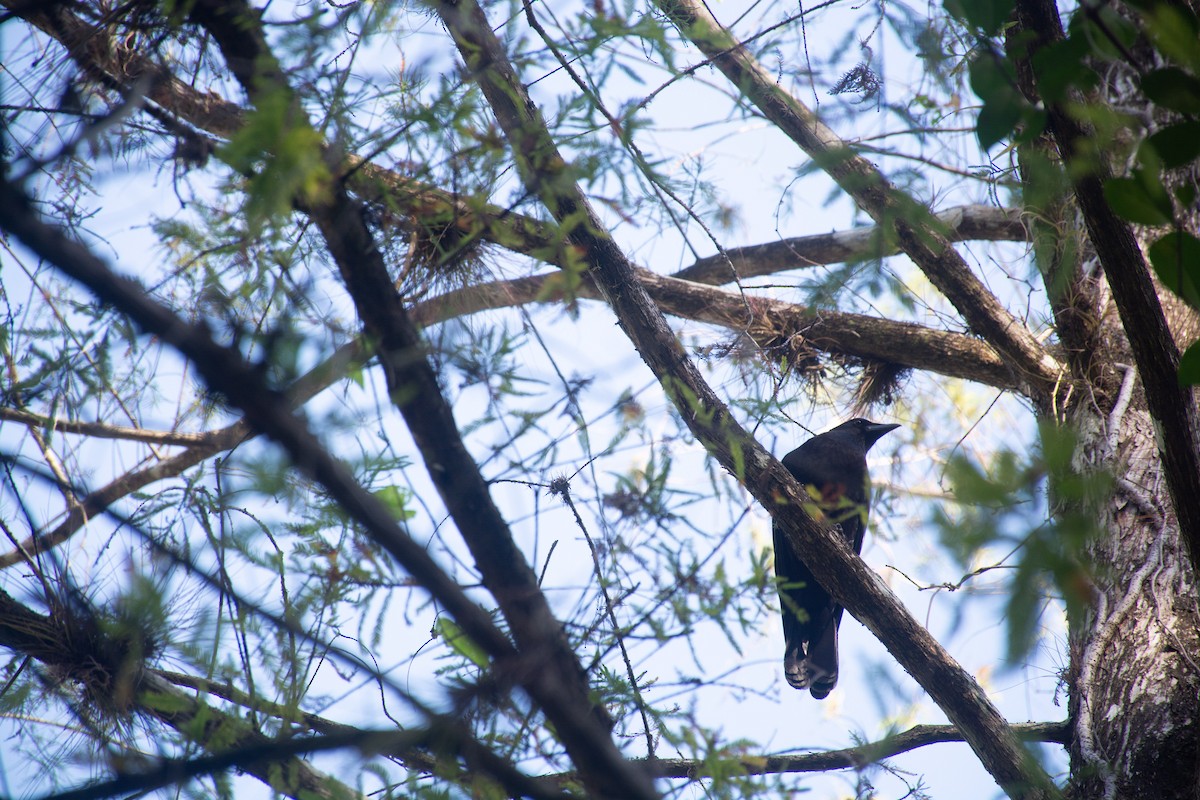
left=6, top=4, right=1031, bottom=302
left=1, top=19, right=648, bottom=792
left=0, top=585, right=355, bottom=800
left=672, top=204, right=1028, bottom=284
left=0, top=407, right=214, bottom=446
left=411, top=269, right=1024, bottom=392
left=125, top=2, right=655, bottom=796
left=0, top=173, right=520, bottom=726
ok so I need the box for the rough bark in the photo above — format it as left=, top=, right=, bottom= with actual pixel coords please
left=1068, top=395, right=1200, bottom=800
left=9, top=0, right=1198, bottom=797
left=1005, top=2, right=1200, bottom=796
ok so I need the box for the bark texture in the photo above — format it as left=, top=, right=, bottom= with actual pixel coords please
left=1070, top=397, right=1200, bottom=800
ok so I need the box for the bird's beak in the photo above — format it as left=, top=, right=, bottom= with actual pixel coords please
left=865, top=422, right=901, bottom=443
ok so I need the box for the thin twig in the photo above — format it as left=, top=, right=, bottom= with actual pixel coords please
left=550, top=476, right=657, bottom=761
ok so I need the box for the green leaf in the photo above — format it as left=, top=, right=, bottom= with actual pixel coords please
left=218, top=88, right=331, bottom=233
left=1103, top=174, right=1173, bottom=226
left=1148, top=231, right=1200, bottom=309
left=1143, top=5, right=1200, bottom=72
left=1070, top=5, right=1139, bottom=64
left=1139, top=67, right=1200, bottom=116
left=435, top=617, right=490, bottom=669
left=1147, top=122, right=1200, bottom=168
left=1031, top=35, right=1096, bottom=102
left=371, top=485, right=416, bottom=521
left=139, top=690, right=194, bottom=713
left=944, top=0, right=1015, bottom=35
left=1179, top=340, right=1200, bottom=385
left=969, top=52, right=1024, bottom=150
left=1177, top=183, right=1198, bottom=208
left=976, top=98, right=1024, bottom=150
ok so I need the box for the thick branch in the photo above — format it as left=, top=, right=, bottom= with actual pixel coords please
left=1012, top=0, right=1200, bottom=580
left=0, top=587, right=562, bottom=800
left=643, top=271, right=1021, bottom=388
left=655, top=0, right=1062, bottom=399
left=0, top=587, right=347, bottom=800
left=432, top=1, right=1059, bottom=797
left=412, top=271, right=1020, bottom=391
left=7, top=0, right=241, bottom=139
left=4, top=4, right=1035, bottom=295
left=141, top=671, right=564, bottom=800
left=675, top=205, right=1029, bottom=284
left=0, top=16, right=647, bottom=792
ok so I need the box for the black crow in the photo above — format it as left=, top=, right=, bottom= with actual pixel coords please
left=774, top=418, right=899, bottom=698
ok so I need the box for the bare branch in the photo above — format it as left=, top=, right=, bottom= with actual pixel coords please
left=674, top=205, right=1030, bottom=285
left=0, top=587, right=563, bottom=800
left=0, top=421, right=248, bottom=570
left=0, top=407, right=214, bottom=446
left=411, top=264, right=1023, bottom=392
left=0, top=340, right=366, bottom=570
left=0, top=174, right=633, bottom=798
left=27, top=1, right=653, bottom=796
left=645, top=721, right=1069, bottom=778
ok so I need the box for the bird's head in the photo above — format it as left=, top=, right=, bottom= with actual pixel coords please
left=833, top=418, right=901, bottom=450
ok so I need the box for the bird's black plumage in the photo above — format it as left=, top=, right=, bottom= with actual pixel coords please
left=774, top=418, right=899, bottom=698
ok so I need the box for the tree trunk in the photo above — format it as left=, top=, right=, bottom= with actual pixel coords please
left=1070, top=393, right=1200, bottom=800
left=1009, top=0, right=1200, bottom=792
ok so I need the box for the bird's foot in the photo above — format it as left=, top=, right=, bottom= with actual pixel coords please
left=784, top=651, right=808, bottom=690
left=785, top=655, right=837, bottom=698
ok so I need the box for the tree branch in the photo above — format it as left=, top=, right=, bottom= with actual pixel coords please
left=24, top=1, right=656, bottom=796
left=0, top=587, right=349, bottom=800
left=0, top=587, right=565, bottom=800
left=654, top=0, right=1063, bottom=401
left=432, top=0, right=1059, bottom=797
left=644, top=721, right=1070, bottom=778
left=9, top=0, right=1040, bottom=398
left=674, top=205, right=1029, bottom=284
left=411, top=269, right=1021, bottom=390
left=4, top=4, right=1033, bottom=297
left=0, top=407, right=213, bottom=446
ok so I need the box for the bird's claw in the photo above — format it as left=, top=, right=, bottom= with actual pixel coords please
left=785, top=653, right=837, bottom=698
